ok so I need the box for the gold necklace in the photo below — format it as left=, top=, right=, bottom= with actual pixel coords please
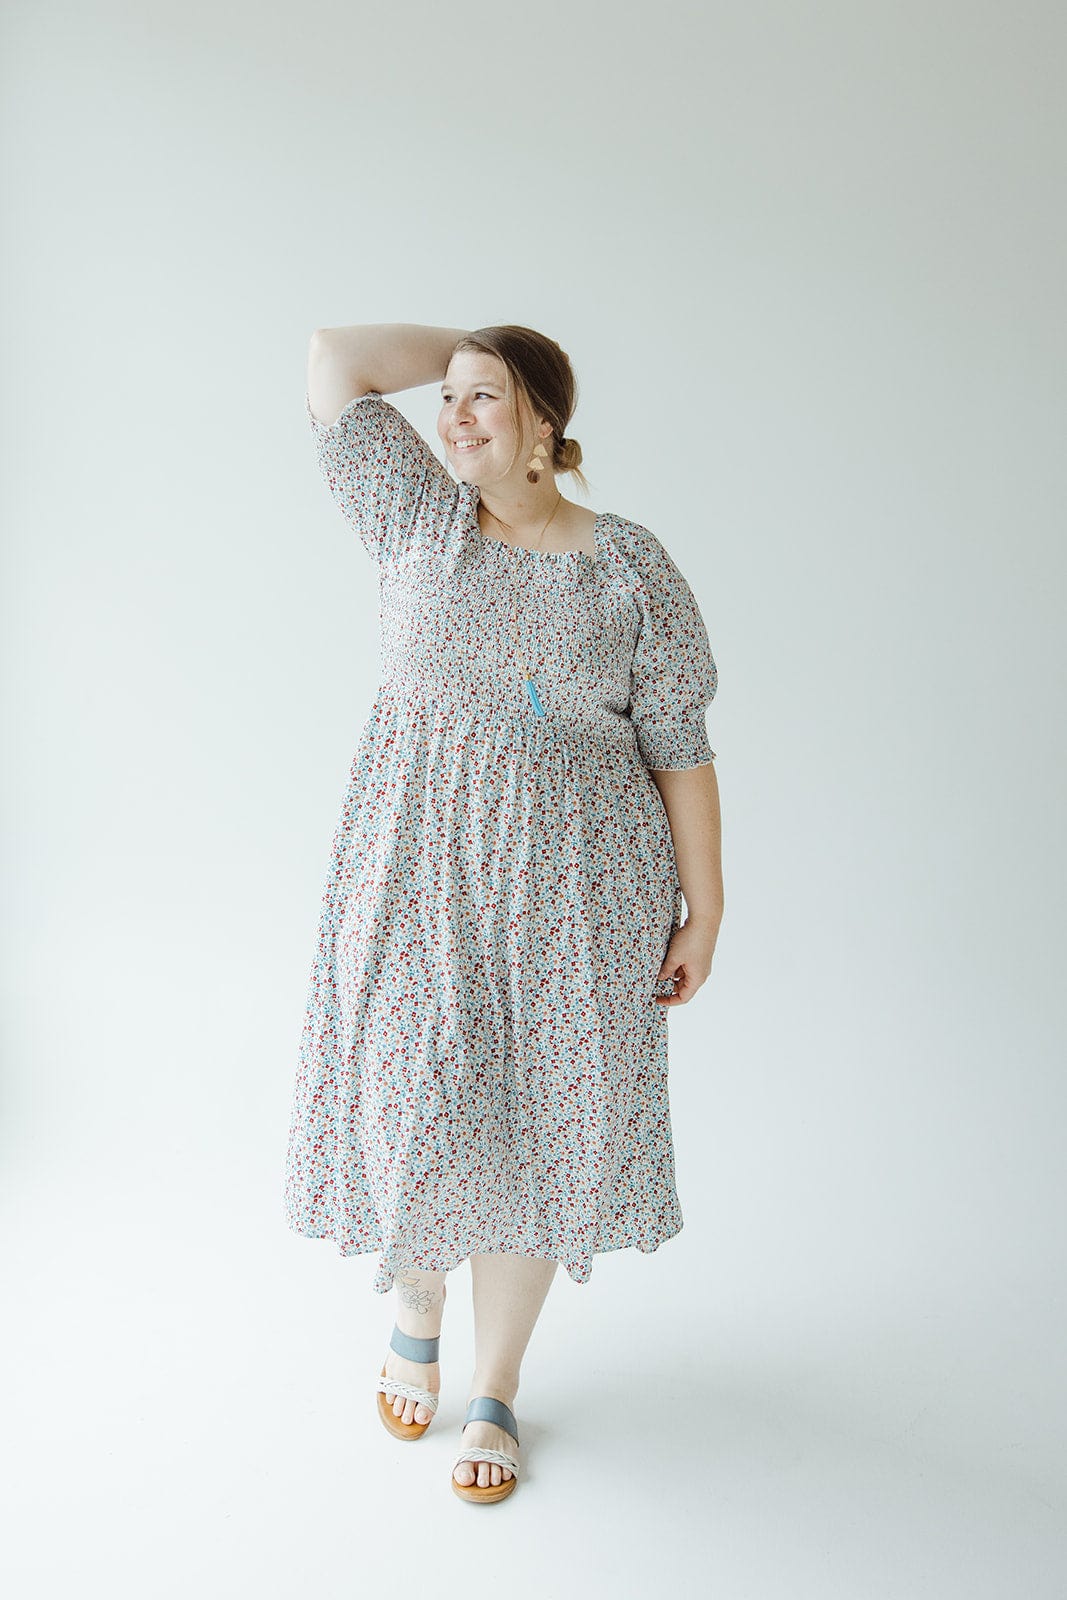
left=481, top=492, right=564, bottom=718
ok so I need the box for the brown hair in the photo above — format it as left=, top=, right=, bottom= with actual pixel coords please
left=449, top=324, right=590, bottom=496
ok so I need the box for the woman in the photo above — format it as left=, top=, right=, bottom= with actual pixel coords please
left=284, top=322, right=724, bottom=1504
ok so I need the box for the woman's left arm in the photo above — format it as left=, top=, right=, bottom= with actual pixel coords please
left=648, top=762, right=724, bottom=1006
left=620, top=517, right=723, bottom=1005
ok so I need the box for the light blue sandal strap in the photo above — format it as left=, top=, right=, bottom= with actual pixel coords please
left=390, top=1324, right=440, bottom=1363
left=464, top=1395, right=519, bottom=1445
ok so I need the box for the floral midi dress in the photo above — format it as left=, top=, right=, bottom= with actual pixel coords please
left=283, top=389, right=718, bottom=1293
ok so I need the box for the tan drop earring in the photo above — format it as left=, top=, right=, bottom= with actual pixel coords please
left=525, top=436, right=550, bottom=484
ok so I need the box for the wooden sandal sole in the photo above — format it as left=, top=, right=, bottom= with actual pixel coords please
left=451, top=1472, right=518, bottom=1503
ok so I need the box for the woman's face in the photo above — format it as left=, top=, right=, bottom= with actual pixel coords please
left=437, top=350, right=541, bottom=484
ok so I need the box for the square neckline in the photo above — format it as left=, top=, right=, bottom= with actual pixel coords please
left=467, top=485, right=606, bottom=562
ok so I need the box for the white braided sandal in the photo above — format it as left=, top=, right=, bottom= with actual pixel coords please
left=451, top=1396, right=521, bottom=1504
left=377, top=1325, right=441, bottom=1441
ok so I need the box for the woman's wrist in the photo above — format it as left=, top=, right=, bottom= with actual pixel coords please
left=683, top=906, right=723, bottom=932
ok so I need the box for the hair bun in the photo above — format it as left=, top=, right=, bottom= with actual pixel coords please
left=556, top=434, right=583, bottom=472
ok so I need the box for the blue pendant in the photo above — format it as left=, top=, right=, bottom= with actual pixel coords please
left=525, top=676, right=546, bottom=717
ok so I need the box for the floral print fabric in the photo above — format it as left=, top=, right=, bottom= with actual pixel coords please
left=284, top=390, right=718, bottom=1291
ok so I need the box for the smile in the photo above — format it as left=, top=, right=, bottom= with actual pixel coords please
left=453, top=438, right=489, bottom=451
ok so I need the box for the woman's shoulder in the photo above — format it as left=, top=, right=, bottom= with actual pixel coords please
left=598, top=510, right=673, bottom=568
left=304, top=387, right=461, bottom=563
left=597, top=512, right=706, bottom=612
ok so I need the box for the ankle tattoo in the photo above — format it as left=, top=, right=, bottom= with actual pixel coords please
left=397, top=1273, right=442, bottom=1318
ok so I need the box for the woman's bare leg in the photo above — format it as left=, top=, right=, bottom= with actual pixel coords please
left=381, top=1266, right=448, bottom=1425
left=453, top=1252, right=558, bottom=1489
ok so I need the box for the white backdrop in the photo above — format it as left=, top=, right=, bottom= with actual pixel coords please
left=3, top=1, right=1064, bottom=1595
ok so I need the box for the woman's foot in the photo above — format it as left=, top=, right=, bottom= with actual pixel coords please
left=380, top=1348, right=440, bottom=1426
left=452, top=1383, right=519, bottom=1489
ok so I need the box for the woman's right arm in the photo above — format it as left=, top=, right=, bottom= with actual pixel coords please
left=308, top=322, right=470, bottom=424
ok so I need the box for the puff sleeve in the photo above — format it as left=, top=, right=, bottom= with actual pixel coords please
left=626, top=525, right=718, bottom=769
left=305, top=390, right=460, bottom=566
